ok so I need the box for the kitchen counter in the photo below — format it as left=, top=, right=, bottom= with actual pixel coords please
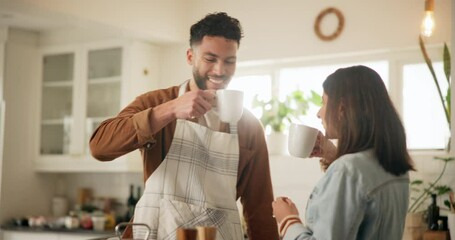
left=1, top=226, right=115, bottom=240
left=1, top=225, right=114, bottom=235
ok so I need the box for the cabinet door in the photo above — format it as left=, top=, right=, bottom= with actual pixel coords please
left=40, top=52, right=75, bottom=155
left=2, top=231, right=59, bottom=240
left=85, top=47, right=122, bottom=154
left=36, top=41, right=150, bottom=172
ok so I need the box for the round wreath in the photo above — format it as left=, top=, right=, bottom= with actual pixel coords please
left=314, top=7, right=344, bottom=41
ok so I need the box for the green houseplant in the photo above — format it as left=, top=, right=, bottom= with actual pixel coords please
left=252, top=89, right=321, bottom=155
left=252, top=90, right=321, bottom=133
left=409, top=156, right=454, bottom=213
left=418, top=36, right=451, bottom=127
left=403, top=37, right=453, bottom=240
left=407, top=37, right=453, bottom=213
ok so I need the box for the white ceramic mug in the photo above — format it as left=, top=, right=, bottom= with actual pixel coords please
left=288, top=123, right=319, bottom=158
left=92, top=215, right=106, bottom=231
left=216, top=89, right=244, bottom=123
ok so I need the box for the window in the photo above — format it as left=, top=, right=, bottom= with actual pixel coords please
left=230, top=47, right=448, bottom=152
left=228, top=74, right=272, bottom=118
left=279, top=61, right=388, bottom=130
left=403, top=62, right=450, bottom=150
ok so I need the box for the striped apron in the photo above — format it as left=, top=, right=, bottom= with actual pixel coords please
left=133, top=82, right=243, bottom=240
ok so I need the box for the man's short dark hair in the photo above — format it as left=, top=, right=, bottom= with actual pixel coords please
left=190, top=12, right=243, bottom=47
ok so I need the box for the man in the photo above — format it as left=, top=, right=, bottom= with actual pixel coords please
left=90, top=12, right=278, bottom=240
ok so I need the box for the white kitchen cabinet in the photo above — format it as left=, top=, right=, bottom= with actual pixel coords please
left=35, top=40, right=159, bottom=172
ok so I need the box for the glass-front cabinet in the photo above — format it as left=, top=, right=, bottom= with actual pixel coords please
left=85, top=47, right=122, bottom=150
left=40, top=53, right=75, bottom=155
left=37, top=41, right=158, bottom=172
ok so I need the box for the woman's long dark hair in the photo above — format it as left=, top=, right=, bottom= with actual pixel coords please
left=323, top=65, right=414, bottom=176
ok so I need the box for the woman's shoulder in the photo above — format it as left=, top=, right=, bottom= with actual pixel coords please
left=328, top=149, right=378, bottom=174
left=329, top=149, right=407, bottom=190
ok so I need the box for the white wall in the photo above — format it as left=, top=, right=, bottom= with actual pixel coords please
left=0, top=26, right=7, bottom=226
left=0, top=29, right=58, bottom=224
left=0, top=27, right=6, bottom=101
left=58, top=173, right=142, bottom=212
left=181, top=0, right=451, bottom=61
left=158, top=44, right=190, bottom=88
left=158, top=0, right=452, bottom=91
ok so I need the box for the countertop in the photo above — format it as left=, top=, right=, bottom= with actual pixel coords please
left=1, top=225, right=114, bottom=235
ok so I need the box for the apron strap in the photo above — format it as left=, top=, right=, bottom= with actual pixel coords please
left=178, top=80, right=190, bottom=97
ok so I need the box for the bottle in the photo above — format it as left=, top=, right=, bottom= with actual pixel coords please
left=136, top=186, right=142, bottom=203
left=427, top=193, right=440, bottom=230
left=125, top=184, right=135, bottom=221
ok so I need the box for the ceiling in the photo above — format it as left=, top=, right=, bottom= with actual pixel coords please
left=0, top=7, right=73, bottom=32
left=0, top=0, right=188, bottom=44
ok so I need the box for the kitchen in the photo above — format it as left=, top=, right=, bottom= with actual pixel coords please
left=0, top=0, right=454, bottom=239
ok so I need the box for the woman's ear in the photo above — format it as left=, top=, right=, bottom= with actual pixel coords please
left=338, top=102, right=345, bottom=120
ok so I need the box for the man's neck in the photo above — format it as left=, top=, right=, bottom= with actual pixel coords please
left=189, top=78, right=199, bottom=91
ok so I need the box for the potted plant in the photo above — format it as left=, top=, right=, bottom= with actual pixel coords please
left=252, top=89, right=321, bottom=155
left=403, top=36, right=453, bottom=240
left=409, top=156, right=454, bottom=213
left=405, top=156, right=453, bottom=240
left=409, top=36, right=452, bottom=213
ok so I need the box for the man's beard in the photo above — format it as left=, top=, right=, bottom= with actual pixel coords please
left=193, top=68, right=208, bottom=90
left=192, top=67, right=229, bottom=90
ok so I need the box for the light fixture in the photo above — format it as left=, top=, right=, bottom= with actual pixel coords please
left=421, top=0, right=435, bottom=37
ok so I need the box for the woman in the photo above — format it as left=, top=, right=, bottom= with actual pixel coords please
left=272, top=65, right=414, bottom=240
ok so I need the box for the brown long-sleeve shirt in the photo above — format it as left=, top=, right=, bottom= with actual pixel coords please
left=89, top=84, right=279, bottom=240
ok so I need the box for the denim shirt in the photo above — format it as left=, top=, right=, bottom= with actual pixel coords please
left=284, top=149, right=409, bottom=240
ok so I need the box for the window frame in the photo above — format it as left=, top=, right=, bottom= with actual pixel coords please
left=233, top=46, right=449, bottom=158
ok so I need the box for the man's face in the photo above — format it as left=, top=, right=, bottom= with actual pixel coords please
left=187, top=36, right=238, bottom=90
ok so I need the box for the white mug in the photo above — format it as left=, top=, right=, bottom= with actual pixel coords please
left=288, top=123, right=319, bottom=158
left=216, top=89, right=244, bottom=123
left=91, top=215, right=106, bottom=231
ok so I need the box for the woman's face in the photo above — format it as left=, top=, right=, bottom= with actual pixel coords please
left=317, top=93, right=337, bottom=139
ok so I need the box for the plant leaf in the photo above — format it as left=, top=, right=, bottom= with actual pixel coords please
left=419, top=35, right=450, bottom=124
left=411, top=180, right=424, bottom=185
left=253, top=89, right=322, bottom=132
left=434, top=185, right=453, bottom=195
left=447, top=87, right=451, bottom=124
left=443, top=43, right=451, bottom=84
left=310, top=90, right=322, bottom=106
left=434, top=156, right=455, bottom=162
